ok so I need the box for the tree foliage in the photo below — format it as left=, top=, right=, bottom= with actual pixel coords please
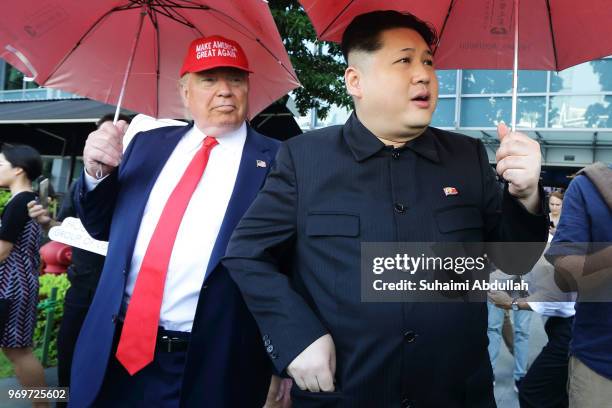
left=268, top=0, right=352, bottom=119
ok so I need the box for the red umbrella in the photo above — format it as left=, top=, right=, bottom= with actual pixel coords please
left=299, top=0, right=612, bottom=129
left=0, top=0, right=300, bottom=120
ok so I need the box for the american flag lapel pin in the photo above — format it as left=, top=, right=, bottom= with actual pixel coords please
left=443, top=186, right=459, bottom=196
left=256, top=160, right=267, bottom=168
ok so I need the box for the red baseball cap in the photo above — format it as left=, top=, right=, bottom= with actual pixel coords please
left=179, top=35, right=252, bottom=77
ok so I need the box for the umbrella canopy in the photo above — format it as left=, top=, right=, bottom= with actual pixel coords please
left=299, top=0, right=612, bottom=129
left=299, top=0, right=612, bottom=71
left=0, top=0, right=300, bottom=119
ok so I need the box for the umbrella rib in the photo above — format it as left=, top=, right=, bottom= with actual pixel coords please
left=152, top=4, right=201, bottom=28
left=434, top=0, right=457, bottom=55
left=43, top=3, right=142, bottom=85
left=545, top=0, right=559, bottom=71
left=319, top=0, right=355, bottom=39
left=152, top=10, right=161, bottom=117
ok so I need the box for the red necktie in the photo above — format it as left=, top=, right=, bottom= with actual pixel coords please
left=116, top=136, right=218, bottom=375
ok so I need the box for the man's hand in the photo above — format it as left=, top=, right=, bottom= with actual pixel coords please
left=27, top=200, right=54, bottom=228
left=287, top=334, right=336, bottom=392
left=495, top=122, right=542, bottom=213
left=83, top=120, right=129, bottom=178
left=263, top=375, right=292, bottom=408
left=488, top=290, right=512, bottom=309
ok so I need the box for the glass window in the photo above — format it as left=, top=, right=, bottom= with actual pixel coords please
left=517, top=71, right=547, bottom=93
left=549, top=95, right=612, bottom=128
left=437, top=70, right=457, bottom=94
left=517, top=96, right=546, bottom=128
left=461, top=97, right=511, bottom=126
left=462, top=70, right=513, bottom=94
left=551, top=59, right=612, bottom=93
left=462, top=70, right=549, bottom=94
left=431, top=98, right=455, bottom=127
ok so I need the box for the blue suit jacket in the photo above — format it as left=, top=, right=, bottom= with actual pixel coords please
left=70, top=123, right=279, bottom=407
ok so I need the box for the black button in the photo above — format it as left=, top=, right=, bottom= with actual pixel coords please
left=394, top=203, right=406, bottom=213
left=202, top=285, right=208, bottom=290
left=264, top=339, right=271, bottom=346
left=392, top=150, right=400, bottom=159
left=266, top=345, right=274, bottom=353
left=263, top=334, right=269, bottom=340
left=111, top=314, right=117, bottom=323
left=402, top=398, right=413, bottom=408
left=122, top=269, right=127, bottom=276
left=403, top=330, right=417, bottom=343
left=271, top=352, right=278, bottom=359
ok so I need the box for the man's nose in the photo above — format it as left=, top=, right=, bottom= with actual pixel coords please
left=411, top=64, right=431, bottom=85
left=216, top=79, right=233, bottom=96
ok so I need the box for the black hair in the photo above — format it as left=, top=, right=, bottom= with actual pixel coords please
left=341, top=10, right=438, bottom=62
left=96, top=113, right=132, bottom=129
left=0, top=144, right=42, bottom=182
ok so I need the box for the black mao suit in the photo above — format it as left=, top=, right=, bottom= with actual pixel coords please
left=223, top=113, right=548, bottom=407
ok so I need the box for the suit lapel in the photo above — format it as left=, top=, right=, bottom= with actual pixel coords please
left=203, top=127, right=273, bottom=280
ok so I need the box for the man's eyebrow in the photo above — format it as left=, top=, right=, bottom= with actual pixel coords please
left=399, top=48, right=433, bottom=56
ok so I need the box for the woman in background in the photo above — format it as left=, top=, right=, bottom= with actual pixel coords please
left=0, top=144, right=48, bottom=407
left=548, top=191, right=563, bottom=236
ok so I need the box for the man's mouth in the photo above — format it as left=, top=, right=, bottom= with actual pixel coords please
left=411, top=92, right=431, bottom=108
left=214, top=105, right=236, bottom=112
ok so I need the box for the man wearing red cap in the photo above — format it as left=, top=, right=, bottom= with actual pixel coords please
left=68, top=36, right=285, bottom=407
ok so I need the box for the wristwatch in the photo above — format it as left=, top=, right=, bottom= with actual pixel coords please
left=511, top=298, right=519, bottom=311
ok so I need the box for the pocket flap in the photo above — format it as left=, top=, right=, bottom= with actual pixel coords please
left=306, top=213, right=360, bottom=237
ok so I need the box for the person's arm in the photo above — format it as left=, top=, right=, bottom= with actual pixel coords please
left=223, top=142, right=334, bottom=392
left=478, top=134, right=549, bottom=275
left=488, top=290, right=532, bottom=310
left=27, top=200, right=60, bottom=232
left=0, top=193, right=34, bottom=261
left=0, top=241, right=13, bottom=262
left=543, top=178, right=611, bottom=293
left=75, top=121, right=133, bottom=241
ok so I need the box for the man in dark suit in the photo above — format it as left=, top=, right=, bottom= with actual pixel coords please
left=69, top=35, right=282, bottom=407
left=223, top=11, right=548, bottom=407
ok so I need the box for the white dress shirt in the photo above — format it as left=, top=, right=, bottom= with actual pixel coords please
left=525, top=238, right=576, bottom=318
left=85, top=122, right=246, bottom=331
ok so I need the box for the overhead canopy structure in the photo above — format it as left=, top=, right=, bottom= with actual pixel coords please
left=0, top=98, right=135, bottom=124
left=460, top=129, right=612, bottom=167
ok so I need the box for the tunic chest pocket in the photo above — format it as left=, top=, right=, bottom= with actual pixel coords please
left=435, top=205, right=483, bottom=233
left=306, top=213, right=360, bottom=237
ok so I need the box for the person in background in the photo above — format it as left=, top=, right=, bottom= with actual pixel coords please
left=548, top=191, right=563, bottom=236
left=487, top=264, right=533, bottom=393
left=0, top=144, right=48, bottom=408
left=546, top=162, right=612, bottom=408
left=27, top=112, right=131, bottom=407
left=490, top=190, right=576, bottom=406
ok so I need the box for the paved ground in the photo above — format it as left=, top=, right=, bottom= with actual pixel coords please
left=494, top=313, right=548, bottom=408
left=0, top=313, right=548, bottom=407
left=0, top=367, right=58, bottom=407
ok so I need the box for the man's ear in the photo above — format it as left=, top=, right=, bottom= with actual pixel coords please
left=345, top=65, right=363, bottom=99
left=178, top=74, right=190, bottom=106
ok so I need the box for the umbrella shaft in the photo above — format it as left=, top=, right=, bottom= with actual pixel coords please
left=114, top=6, right=147, bottom=123
left=511, top=0, right=519, bottom=132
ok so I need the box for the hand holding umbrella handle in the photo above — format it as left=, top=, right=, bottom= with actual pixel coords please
left=83, top=121, right=128, bottom=179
